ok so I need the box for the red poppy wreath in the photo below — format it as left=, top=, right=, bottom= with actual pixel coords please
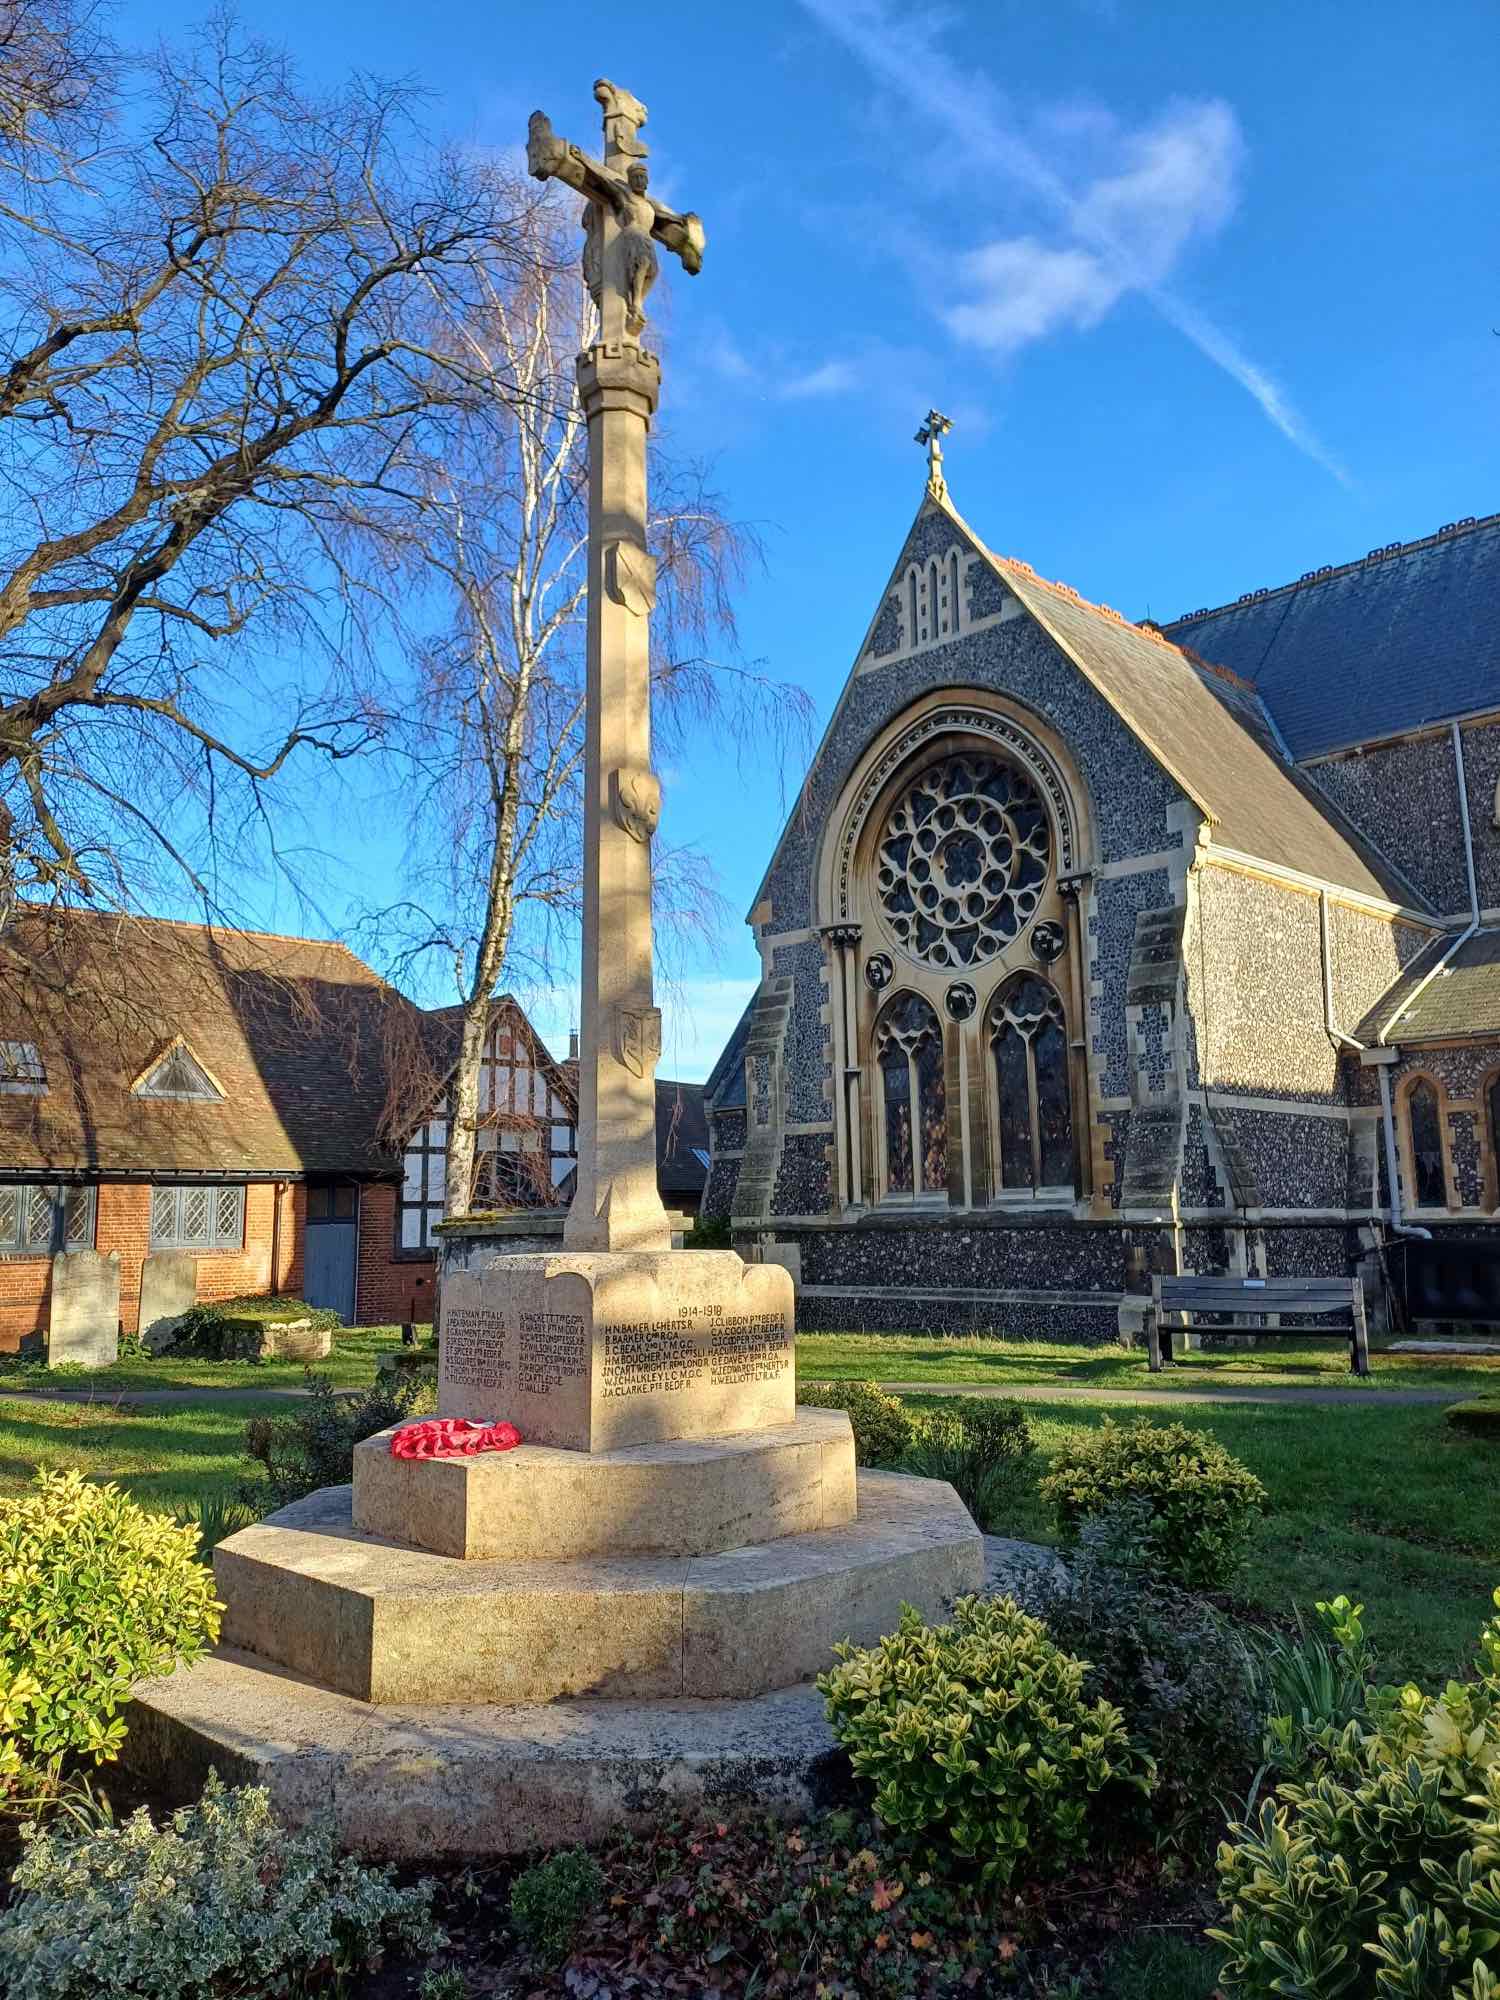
left=389, top=1417, right=523, bottom=1460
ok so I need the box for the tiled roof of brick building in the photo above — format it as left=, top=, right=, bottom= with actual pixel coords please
left=1354, top=927, right=1500, bottom=1045
left=0, top=908, right=419, bottom=1177
left=1162, top=513, right=1500, bottom=761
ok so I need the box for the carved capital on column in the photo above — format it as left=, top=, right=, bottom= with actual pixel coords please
left=615, top=1005, right=662, bottom=1078
left=609, top=765, right=661, bottom=841
left=576, top=340, right=661, bottom=417
left=820, top=923, right=863, bottom=952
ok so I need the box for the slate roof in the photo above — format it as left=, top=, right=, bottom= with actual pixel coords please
left=704, top=995, right=754, bottom=1110
left=979, top=535, right=1420, bottom=906
left=1353, top=927, right=1500, bottom=1045
left=656, top=1080, right=710, bottom=1199
left=0, top=908, right=418, bottom=1178
left=1162, top=513, right=1500, bottom=760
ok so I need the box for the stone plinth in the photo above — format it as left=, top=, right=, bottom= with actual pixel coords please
left=353, top=1409, right=856, bottom=1560
left=49, top=1249, right=120, bottom=1366
left=214, top=1471, right=981, bottom=1705
left=126, top=1653, right=843, bottom=1861
left=438, top=1250, right=794, bottom=1452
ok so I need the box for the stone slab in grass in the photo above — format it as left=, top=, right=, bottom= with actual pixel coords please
left=1446, top=1399, right=1500, bottom=1437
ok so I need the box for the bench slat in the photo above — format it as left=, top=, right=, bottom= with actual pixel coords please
left=1159, top=1280, right=1353, bottom=1306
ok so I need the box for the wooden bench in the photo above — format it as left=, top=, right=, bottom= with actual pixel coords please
left=1147, top=1274, right=1370, bottom=1376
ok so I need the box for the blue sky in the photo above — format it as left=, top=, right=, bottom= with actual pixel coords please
left=137, top=0, right=1499, bottom=1077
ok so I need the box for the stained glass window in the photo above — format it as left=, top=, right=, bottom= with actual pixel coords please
left=874, top=993, right=946, bottom=1198
left=1406, top=1080, right=1447, bottom=1209
left=989, top=976, right=1074, bottom=1197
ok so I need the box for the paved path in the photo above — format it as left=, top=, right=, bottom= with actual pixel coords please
left=0, top=1375, right=1462, bottom=1412
left=874, top=1378, right=1458, bottom=1408
left=0, top=1383, right=340, bottom=1408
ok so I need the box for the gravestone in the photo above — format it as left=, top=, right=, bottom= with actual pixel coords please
left=49, top=1249, right=120, bottom=1366
left=137, top=1250, right=198, bottom=1353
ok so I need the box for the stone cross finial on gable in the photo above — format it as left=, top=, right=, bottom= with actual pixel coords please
left=527, top=79, right=705, bottom=346
left=915, top=409, right=954, bottom=499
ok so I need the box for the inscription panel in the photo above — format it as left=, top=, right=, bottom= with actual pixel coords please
left=442, top=1305, right=507, bottom=1392
left=517, top=1311, right=587, bottom=1395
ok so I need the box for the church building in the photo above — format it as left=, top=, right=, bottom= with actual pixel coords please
left=702, top=433, right=1500, bottom=1340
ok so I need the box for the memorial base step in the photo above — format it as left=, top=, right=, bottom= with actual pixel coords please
left=214, top=1470, right=983, bottom=1704
left=352, top=1408, right=856, bottom=1560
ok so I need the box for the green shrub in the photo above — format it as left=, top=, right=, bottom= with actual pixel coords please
left=168, top=1493, right=261, bottom=1564
left=170, top=1294, right=342, bottom=1361
left=242, top=1370, right=433, bottom=1510
left=683, top=1211, right=731, bottom=1248
left=1039, top=1417, right=1267, bottom=1590
left=1211, top=1591, right=1500, bottom=2000
left=1249, top=1594, right=1375, bottom=1777
left=1027, top=1500, right=1263, bottom=1841
left=796, top=1378, right=917, bottom=1465
left=819, top=1595, right=1153, bottom=1885
left=509, top=1848, right=605, bottom=1963
left=903, top=1396, right=1034, bottom=1530
left=0, top=1772, right=440, bottom=1999
left=0, top=1470, right=220, bottom=1801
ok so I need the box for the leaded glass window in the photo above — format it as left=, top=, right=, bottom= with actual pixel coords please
left=135, top=1042, right=222, bottom=1100
left=149, top=1184, right=245, bottom=1249
left=0, top=1041, right=46, bottom=1094
left=0, top=1183, right=94, bottom=1253
left=989, top=976, right=1074, bottom=1197
left=1406, top=1079, right=1447, bottom=1209
left=874, top=993, right=947, bottom=1198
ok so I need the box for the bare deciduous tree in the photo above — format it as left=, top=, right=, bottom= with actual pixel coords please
left=0, top=0, right=537, bottom=932
left=372, top=203, right=812, bottom=1218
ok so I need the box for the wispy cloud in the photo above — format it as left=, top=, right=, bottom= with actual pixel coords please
left=797, top=0, right=1349, bottom=484
left=780, top=359, right=860, bottom=399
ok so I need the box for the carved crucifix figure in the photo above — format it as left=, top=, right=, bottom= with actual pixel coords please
left=525, top=81, right=705, bottom=1252
left=528, top=80, right=704, bottom=344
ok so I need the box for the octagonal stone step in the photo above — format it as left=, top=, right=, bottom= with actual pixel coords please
left=215, top=1470, right=982, bottom=1705
left=351, top=1409, right=856, bottom=1561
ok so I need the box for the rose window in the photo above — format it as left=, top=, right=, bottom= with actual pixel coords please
left=874, top=754, right=1051, bottom=968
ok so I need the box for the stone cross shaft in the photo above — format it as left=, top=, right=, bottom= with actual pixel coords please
left=527, top=80, right=705, bottom=1253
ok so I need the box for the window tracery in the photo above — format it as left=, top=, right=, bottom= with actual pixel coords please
left=874, top=992, right=947, bottom=1197
left=988, top=975, right=1072, bottom=1195
left=875, top=753, right=1050, bottom=970
left=1404, top=1075, right=1449, bottom=1210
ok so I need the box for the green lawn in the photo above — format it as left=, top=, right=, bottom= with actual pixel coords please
left=0, top=1394, right=268, bottom=1507
left=947, top=1395, right=1497, bottom=1683
left=0, top=1325, right=415, bottom=1393
left=797, top=1331, right=1500, bottom=1395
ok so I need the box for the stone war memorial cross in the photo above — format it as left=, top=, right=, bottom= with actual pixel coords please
left=126, top=76, right=981, bottom=1856
left=429, top=79, right=796, bottom=1453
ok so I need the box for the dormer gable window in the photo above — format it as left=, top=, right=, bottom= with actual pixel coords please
left=0, top=1042, right=46, bottom=1094
left=133, top=1039, right=224, bottom=1102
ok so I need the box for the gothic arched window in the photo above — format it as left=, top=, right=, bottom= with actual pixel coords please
left=874, top=992, right=947, bottom=1197
left=988, top=975, right=1072, bottom=1196
left=1405, top=1076, right=1448, bottom=1209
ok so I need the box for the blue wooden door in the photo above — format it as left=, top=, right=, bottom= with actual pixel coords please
left=303, top=1184, right=358, bottom=1324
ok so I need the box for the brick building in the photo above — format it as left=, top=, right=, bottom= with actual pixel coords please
left=0, top=910, right=708, bottom=1349
left=704, top=473, right=1500, bottom=1336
